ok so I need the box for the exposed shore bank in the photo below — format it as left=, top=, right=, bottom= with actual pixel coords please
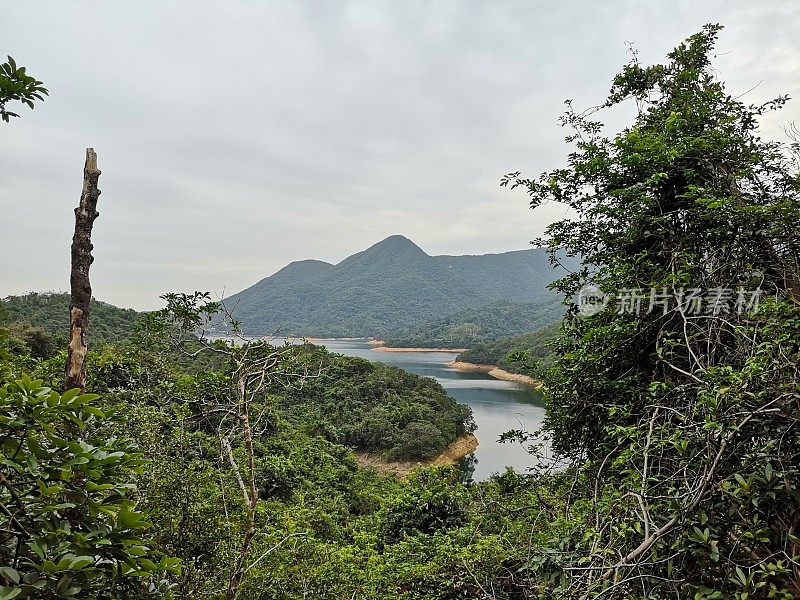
left=447, top=360, right=542, bottom=389
left=355, top=433, right=479, bottom=478
left=374, top=346, right=467, bottom=353
left=275, top=338, right=467, bottom=353
left=302, top=337, right=366, bottom=342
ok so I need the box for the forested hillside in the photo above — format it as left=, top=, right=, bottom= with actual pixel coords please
left=2, top=292, right=140, bottom=344
left=223, top=235, right=573, bottom=337
left=456, top=322, right=559, bottom=373
left=1, top=297, right=480, bottom=597
left=267, top=344, right=474, bottom=460
left=385, top=298, right=563, bottom=348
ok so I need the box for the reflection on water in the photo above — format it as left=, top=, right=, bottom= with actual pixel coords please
left=317, top=339, right=546, bottom=482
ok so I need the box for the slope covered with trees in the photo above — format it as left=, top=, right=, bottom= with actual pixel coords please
left=223, top=235, right=573, bottom=337
left=2, top=292, right=140, bottom=345
left=455, top=322, right=559, bottom=373
left=1, top=299, right=477, bottom=597
left=275, top=347, right=474, bottom=460
left=384, top=299, right=563, bottom=348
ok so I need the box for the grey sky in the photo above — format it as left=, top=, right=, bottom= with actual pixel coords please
left=1, top=1, right=798, bottom=310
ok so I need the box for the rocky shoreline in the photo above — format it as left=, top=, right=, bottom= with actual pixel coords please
left=447, top=360, right=541, bottom=388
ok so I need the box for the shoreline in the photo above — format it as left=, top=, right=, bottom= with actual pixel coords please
left=253, top=337, right=464, bottom=354
left=374, top=346, right=467, bottom=353
left=447, top=360, right=542, bottom=389
left=302, top=336, right=368, bottom=342
left=354, top=433, right=479, bottom=478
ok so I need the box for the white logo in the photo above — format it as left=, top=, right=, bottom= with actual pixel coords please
left=577, top=284, right=608, bottom=316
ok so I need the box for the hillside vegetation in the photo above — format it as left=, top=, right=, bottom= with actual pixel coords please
left=2, top=294, right=483, bottom=597
left=2, top=292, right=140, bottom=345
left=385, top=298, right=563, bottom=348
left=223, top=235, right=574, bottom=337
left=269, top=344, right=474, bottom=460
left=456, top=322, right=559, bottom=373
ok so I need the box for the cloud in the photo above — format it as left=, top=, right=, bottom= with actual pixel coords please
left=1, top=1, right=798, bottom=309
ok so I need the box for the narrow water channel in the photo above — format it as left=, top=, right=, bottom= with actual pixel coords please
left=319, top=339, right=546, bottom=481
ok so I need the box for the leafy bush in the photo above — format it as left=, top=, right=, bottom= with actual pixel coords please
left=379, top=467, right=469, bottom=543
left=0, top=376, right=178, bottom=598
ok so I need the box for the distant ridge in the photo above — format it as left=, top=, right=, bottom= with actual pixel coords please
left=224, top=235, right=574, bottom=337
left=2, top=292, right=140, bottom=345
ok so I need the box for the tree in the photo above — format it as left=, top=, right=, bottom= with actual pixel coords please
left=506, top=25, right=800, bottom=598
left=66, top=149, right=102, bottom=393
left=0, top=376, right=178, bottom=598
left=6, top=322, right=58, bottom=359
left=0, top=56, right=48, bottom=123
left=379, top=467, right=468, bottom=544
left=141, top=292, right=322, bottom=600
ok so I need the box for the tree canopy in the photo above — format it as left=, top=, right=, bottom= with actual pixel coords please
left=505, top=23, right=800, bottom=598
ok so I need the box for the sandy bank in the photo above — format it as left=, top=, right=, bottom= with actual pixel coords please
left=448, top=360, right=542, bottom=389
left=355, top=433, right=479, bottom=478
left=303, top=337, right=367, bottom=342
left=367, top=339, right=385, bottom=345
left=374, top=346, right=467, bottom=353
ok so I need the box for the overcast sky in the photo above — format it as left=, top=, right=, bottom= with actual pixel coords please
left=1, top=1, right=798, bottom=310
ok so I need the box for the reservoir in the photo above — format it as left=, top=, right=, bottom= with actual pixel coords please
left=318, top=339, right=546, bottom=481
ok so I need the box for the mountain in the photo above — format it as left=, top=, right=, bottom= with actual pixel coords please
left=1, top=292, right=141, bottom=345
left=223, top=235, right=574, bottom=337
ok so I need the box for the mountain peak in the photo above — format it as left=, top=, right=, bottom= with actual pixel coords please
left=225, top=238, right=576, bottom=336
left=366, top=235, right=427, bottom=256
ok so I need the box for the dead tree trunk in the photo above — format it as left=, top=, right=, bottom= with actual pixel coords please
left=65, top=148, right=101, bottom=392
left=225, top=375, right=260, bottom=600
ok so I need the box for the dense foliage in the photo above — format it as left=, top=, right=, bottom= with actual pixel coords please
left=0, top=376, right=178, bottom=598
left=456, top=323, right=559, bottom=373
left=1, top=298, right=543, bottom=599
left=385, top=299, right=562, bottom=349
left=273, top=346, right=474, bottom=460
left=224, top=235, right=571, bottom=337
left=504, top=24, right=800, bottom=598
left=2, top=293, right=140, bottom=349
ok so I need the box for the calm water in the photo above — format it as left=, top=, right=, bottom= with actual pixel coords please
left=317, top=339, right=546, bottom=481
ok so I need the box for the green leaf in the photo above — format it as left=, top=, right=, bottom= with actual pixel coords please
left=0, top=587, right=22, bottom=600
left=0, top=568, right=19, bottom=585
left=116, top=507, right=151, bottom=530
left=60, top=388, right=81, bottom=404
left=69, top=556, right=95, bottom=570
